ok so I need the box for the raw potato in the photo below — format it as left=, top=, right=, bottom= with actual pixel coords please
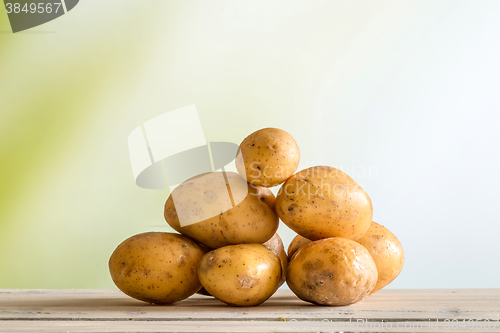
left=276, top=166, right=373, bottom=241
left=263, top=233, right=288, bottom=286
left=236, top=128, right=300, bottom=187
left=356, top=222, right=404, bottom=293
left=109, top=232, right=207, bottom=304
left=287, top=237, right=378, bottom=306
left=198, top=244, right=282, bottom=306
left=198, top=232, right=287, bottom=296
left=287, top=234, right=312, bottom=261
left=164, top=171, right=279, bottom=249
left=259, top=185, right=277, bottom=211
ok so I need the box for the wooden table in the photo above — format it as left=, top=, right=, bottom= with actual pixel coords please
left=1, top=289, right=499, bottom=332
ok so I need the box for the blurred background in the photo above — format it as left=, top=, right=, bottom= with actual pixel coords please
left=1, top=0, right=499, bottom=289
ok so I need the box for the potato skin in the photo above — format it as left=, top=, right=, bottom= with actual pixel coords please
left=259, top=186, right=277, bottom=211
left=356, top=222, right=404, bottom=293
left=276, top=166, right=373, bottom=241
left=263, top=233, right=288, bottom=286
left=287, top=237, right=377, bottom=306
left=287, top=234, right=312, bottom=261
left=164, top=171, right=279, bottom=249
left=198, top=233, right=287, bottom=296
left=236, top=128, right=300, bottom=187
left=109, top=232, right=207, bottom=304
left=198, top=244, right=282, bottom=306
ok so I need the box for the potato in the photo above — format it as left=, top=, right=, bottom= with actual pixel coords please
left=287, top=237, right=378, bottom=306
left=236, top=128, right=300, bottom=187
left=259, top=185, right=277, bottom=211
left=198, top=244, right=282, bottom=306
left=356, top=222, right=404, bottom=293
left=198, top=232, right=287, bottom=296
left=287, top=234, right=312, bottom=261
left=164, top=171, right=279, bottom=249
left=276, top=166, right=372, bottom=241
left=108, top=232, right=206, bottom=304
left=263, top=233, right=288, bottom=286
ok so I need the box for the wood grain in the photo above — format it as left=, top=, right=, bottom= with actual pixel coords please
left=1, top=289, right=499, bottom=332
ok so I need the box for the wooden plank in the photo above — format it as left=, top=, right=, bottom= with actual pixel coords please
left=1, top=289, right=499, bottom=332
left=1, top=320, right=500, bottom=333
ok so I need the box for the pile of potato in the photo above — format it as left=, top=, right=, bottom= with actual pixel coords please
left=109, top=128, right=404, bottom=306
